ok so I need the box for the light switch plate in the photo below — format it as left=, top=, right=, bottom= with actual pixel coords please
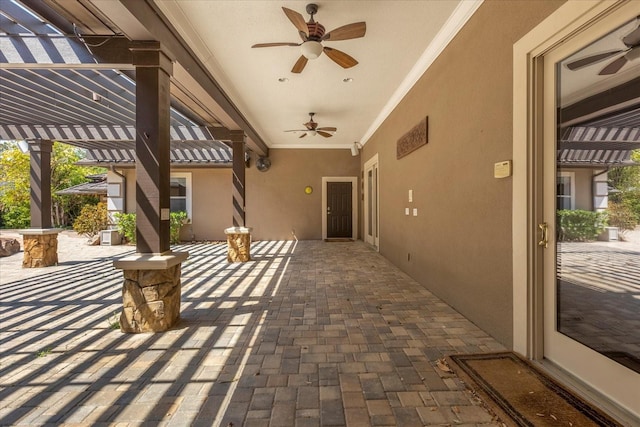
left=413, top=208, right=418, bottom=216
left=408, top=189, right=413, bottom=202
left=405, top=207, right=410, bottom=216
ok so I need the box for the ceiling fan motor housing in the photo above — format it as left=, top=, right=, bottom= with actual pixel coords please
left=307, top=22, right=325, bottom=40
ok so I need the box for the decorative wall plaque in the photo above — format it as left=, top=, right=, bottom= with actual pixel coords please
left=397, top=116, right=428, bottom=159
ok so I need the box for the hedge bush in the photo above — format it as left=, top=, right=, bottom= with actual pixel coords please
left=73, top=202, right=108, bottom=238
left=557, top=209, right=607, bottom=241
left=115, top=211, right=187, bottom=245
left=607, top=202, right=638, bottom=233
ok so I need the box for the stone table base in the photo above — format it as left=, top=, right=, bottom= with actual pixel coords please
left=19, top=229, right=61, bottom=268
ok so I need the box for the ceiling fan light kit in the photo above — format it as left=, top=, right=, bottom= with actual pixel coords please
left=301, top=41, right=323, bottom=59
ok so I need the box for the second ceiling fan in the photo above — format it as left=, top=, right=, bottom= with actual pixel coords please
left=285, top=113, right=337, bottom=138
left=251, top=3, right=366, bottom=73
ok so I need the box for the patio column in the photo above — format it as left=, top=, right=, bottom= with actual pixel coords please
left=232, top=131, right=246, bottom=227
left=225, top=131, right=252, bottom=262
left=19, top=139, right=61, bottom=268
left=132, top=41, right=172, bottom=255
left=113, top=42, right=188, bottom=333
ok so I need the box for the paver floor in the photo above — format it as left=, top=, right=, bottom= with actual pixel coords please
left=1, top=233, right=505, bottom=426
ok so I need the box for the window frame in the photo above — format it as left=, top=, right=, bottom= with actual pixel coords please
left=170, top=172, right=192, bottom=219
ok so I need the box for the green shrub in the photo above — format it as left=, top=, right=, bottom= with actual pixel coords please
left=73, top=202, right=108, bottom=237
left=114, top=211, right=188, bottom=245
left=557, top=209, right=607, bottom=241
left=114, top=212, right=136, bottom=244
left=607, top=202, right=638, bottom=232
left=169, top=211, right=188, bottom=244
left=2, top=205, right=30, bottom=229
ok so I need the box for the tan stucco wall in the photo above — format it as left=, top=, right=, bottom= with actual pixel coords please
left=360, top=0, right=565, bottom=347
left=190, top=168, right=233, bottom=241
left=246, top=148, right=359, bottom=240
left=119, top=167, right=232, bottom=241
left=574, top=169, right=595, bottom=211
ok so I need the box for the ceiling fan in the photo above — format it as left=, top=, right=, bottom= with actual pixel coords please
left=566, top=17, right=640, bottom=75
left=285, top=113, right=337, bottom=138
left=251, top=3, right=366, bottom=73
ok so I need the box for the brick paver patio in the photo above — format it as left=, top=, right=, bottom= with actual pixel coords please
left=1, top=232, right=505, bottom=426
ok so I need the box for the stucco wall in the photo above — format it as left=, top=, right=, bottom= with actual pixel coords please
left=118, top=167, right=232, bottom=241
left=360, top=0, right=565, bottom=347
left=190, top=168, right=233, bottom=241
left=246, top=148, right=360, bottom=240
left=574, top=168, right=595, bottom=211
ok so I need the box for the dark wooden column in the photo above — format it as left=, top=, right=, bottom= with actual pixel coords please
left=231, top=131, right=246, bottom=227
left=28, top=139, right=53, bottom=229
left=131, top=42, right=173, bottom=254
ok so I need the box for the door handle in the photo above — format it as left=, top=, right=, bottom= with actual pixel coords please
left=538, top=222, right=549, bottom=248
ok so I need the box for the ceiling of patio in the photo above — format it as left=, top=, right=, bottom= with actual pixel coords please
left=1, top=1, right=639, bottom=156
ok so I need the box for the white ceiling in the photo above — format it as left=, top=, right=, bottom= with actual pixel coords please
left=155, top=0, right=481, bottom=150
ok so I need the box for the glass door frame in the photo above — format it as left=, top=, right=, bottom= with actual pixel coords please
left=364, top=153, right=379, bottom=250
left=512, top=0, right=640, bottom=420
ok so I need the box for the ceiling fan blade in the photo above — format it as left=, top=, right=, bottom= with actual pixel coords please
left=284, top=129, right=306, bottom=132
left=599, top=55, right=628, bottom=75
left=323, top=22, right=366, bottom=41
left=565, top=50, right=624, bottom=70
left=282, top=7, right=309, bottom=38
left=252, top=42, right=300, bottom=48
left=292, top=55, right=308, bottom=73
left=622, top=24, right=640, bottom=47
left=299, top=133, right=307, bottom=139
left=317, top=127, right=337, bottom=132
left=317, top=131, right=333, bottom=138
left=323, top=47, right=358, bottom=68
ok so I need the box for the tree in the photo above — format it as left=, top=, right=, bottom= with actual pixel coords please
left=608, top=150, right=640, bottom=224
left=0, top=141, right=105, bottom=228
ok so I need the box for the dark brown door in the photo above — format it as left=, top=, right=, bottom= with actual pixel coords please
left=327, top=182, right=352, bottom=238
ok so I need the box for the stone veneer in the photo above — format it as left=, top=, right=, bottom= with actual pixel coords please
left=120, top=265, right=181, bottom=333
left=114, top=251, right=188, bottom=333
left=20, top=230, right=60, bottom=268
left=225, top=227, right=252, bottom=262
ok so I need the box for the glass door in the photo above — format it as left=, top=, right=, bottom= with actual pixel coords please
left=364, top=154, right=379, bottom=249
left=542, top=13, right=640, bottom=417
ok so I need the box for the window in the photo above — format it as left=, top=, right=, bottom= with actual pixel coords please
left=556, top=171, right=575, bottom=210
left=170, top=173, right=192, bottom=218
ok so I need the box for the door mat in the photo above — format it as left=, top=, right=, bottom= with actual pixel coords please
left=446, top=352, right=621, bottom=427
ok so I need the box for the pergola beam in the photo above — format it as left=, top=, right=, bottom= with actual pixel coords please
left=116, top=0, right=269, bottom=157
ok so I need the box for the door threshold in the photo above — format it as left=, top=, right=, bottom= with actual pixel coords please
left=534, top=359, right=640, bottom=426
left=324, top=238, right=353, bottom=242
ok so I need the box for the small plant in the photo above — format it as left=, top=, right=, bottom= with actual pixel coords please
left=73, top=202, right=108, bottom=238
left=169, top=211, right=189, bottom=244
left=35, top=348, right=52, bottom=358
left=107, top=311, right=120, bottom=330
left=607, top=202, right=638, bottom=233
left=557, top=209, right=607, bottom=241
left=114, top=212, right=136, bottom=244
left=114, top=211, right=189, bottom=245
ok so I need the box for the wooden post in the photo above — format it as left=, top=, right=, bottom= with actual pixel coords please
left=28, top=139, right=53, bottom=229
left=231, top=131, right=246, bottom=227
left=131, top=42, right=173, bottom=254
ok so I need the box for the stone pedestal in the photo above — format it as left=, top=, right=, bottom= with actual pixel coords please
left=19, top=229, right=61, bottom=268
left=224, top=227, right=252, bottom=262
left=114, top=252, right=188, bottom=333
